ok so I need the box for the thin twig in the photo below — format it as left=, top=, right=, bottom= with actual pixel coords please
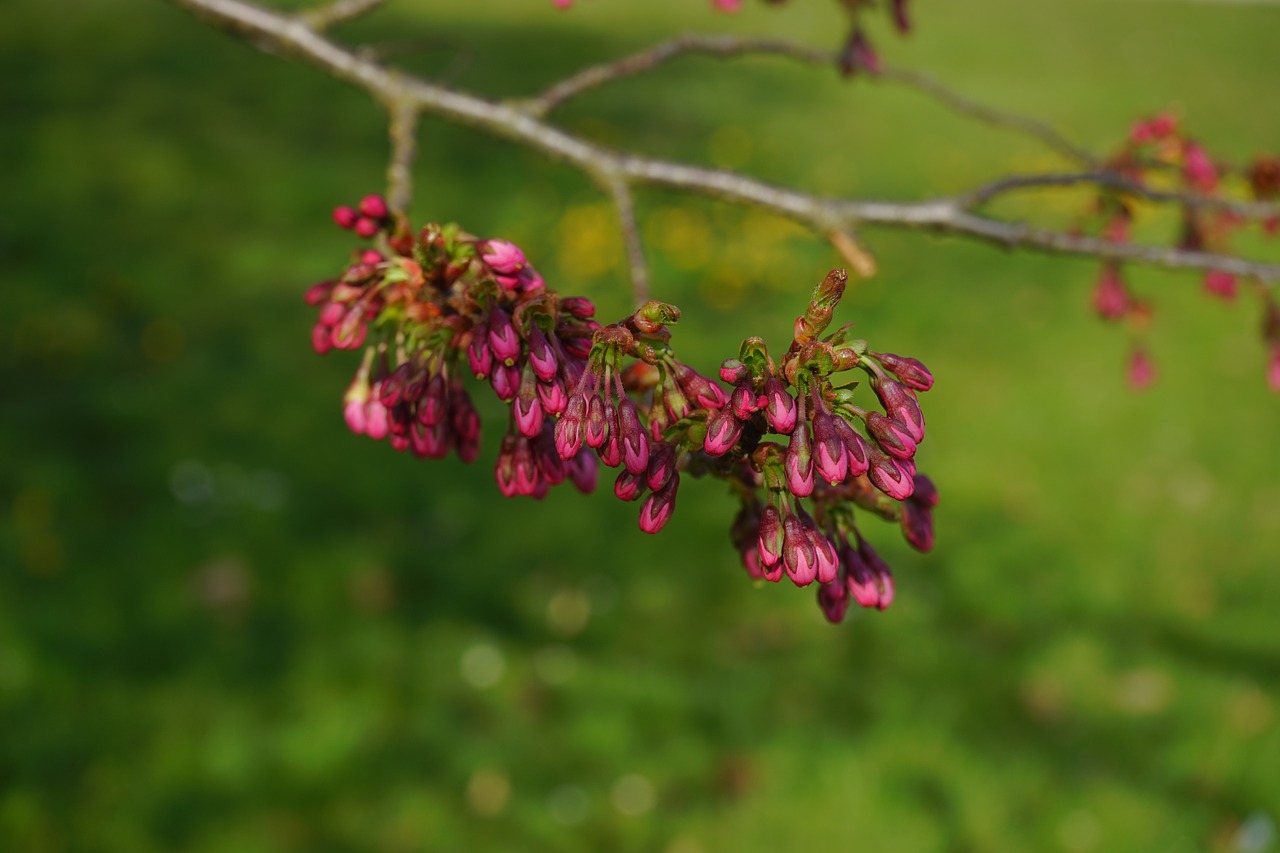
left=960, top=171, right=1280, bottom=220
left=299, top=0, right=384, bottom=31
left=385, top=99, right=420, bottom=216
left=605, top=177, right=650, bottom=306
left=826, top=230, right=877, bottom=279
left=164, top=0, right=1280, bottom=284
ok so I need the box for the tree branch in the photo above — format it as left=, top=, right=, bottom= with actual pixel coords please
left=165, top=0, right=1280, bottom=285
left=605, top=177, right=650, bottom=306
left=298, top=0, right=384, bottom=32
left=385, top=99, right=419, bottom=216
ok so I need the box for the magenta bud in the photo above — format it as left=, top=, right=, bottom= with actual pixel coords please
left=782, top=514, right=818, bottom=586
left=481, top=239, right=526, bottom=274
left=389, top=433, right=410, bottom=452
left=646, top=442, right=676, bottom=491
left=358, top=194, right=389, bottom=219
left=730, top=382, right=763, bottom=420
left=450, top=387, right=481, bottom=443
left=599, top=425, right=624, bottom=468
left=354, top=217, right=380, bottom=239
left=360, top=249, right=384, bottom=266
left=875, top=378, right=925, bottom=443
left=1093, top=263, right=1130, bottom=321
left=490, top=363, right=521, bottom=402
left=318, top=301, right=345, bottom=328
left=467, top=334, right=493, bottom=379
left=867, top=449, right=915, bottom=501
left=617, top=397, right=651, bottom=476
left=1204, top=270, right=1238, bottom=301
left=512, top=438, right=539, bottom=495
left=364, top=400, right=390, bottom=440
left=304, top=280, right=337, bottom=306
left=568, top=449, right=598, bottom=494
left=533, top=433, right=566, bottom=485
left=865, top=411, right=917, bottom=461
left=639, top=475, right=678, bottom=533
left=812, top=529, right=839, bottom=585
left=537, top=379, right=568, bottom=415
left=561, top=297, right=596, bottom=319
left=843, top=544, right=882, bottom=609
left=378, top=363, right=412, bottom=407
left=911, top=473, right=938, bottom=508
left=674, top=363, right=727, bottom=409
left=562, top=335, right=592, bottom=360
left=343, top=398, right=367, bottom=434
left=584, top=394, right=610, bottom=449
left=859, top=539, right=895, bottom=610
left=487, top=307, right=522, bottom=366
left=720, top=359, right=749, bottom=385
left=312, top=323, right=334, bottom=355
left=764, top=377, right=797, bottom=433
left=416, top=376, right=447, bottom=426
left=514, top=390, right=544, bottom=438
left=812, top=412, right=850, bottom=485
left=555, top=394, right=587, bottom=458
left=527, top=327, right=559, bottom=382
left=332, top=306, right=368, bottom=350
left=784, top=422, right=815, bottom=498
left=757, top=505, right=784, bottom=567
left=495, top=436, right=519, bottom=497
left=614, top=468, right=646, bottom=501
left=875, top=352, right=933, bottom=392
left=901, top=500, right=934, bottom=553
left=333, top=206, right=359, bottom=229
left=831, top=416, right=871, bottom=476
left=817, top=580, right=850, bottom=624
left=703, top=408, right=743, bottom=457
left=411, top=421, right=452, bottom=460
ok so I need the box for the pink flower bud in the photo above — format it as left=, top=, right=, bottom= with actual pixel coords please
left=555, top=394, right=587, bottom=459
left=730, top=382, right=762, bottom=420
left=874, top=378, right=924, bottom=443
left=467, top=334, right=493, bottom=379
left=1183, top=142, right=1219, bottom=192
left=874, top=352, right=933, bottom=392
left=720, top=359, right=749, bottom=385
left=561, top=297, right=596, bottom=319
left=599, top=424, right=624, bottom=468
left=389, top=433, right=409, bottom=452
left=490, top=363, right=521, bottom=401
left=585, top=394, right=611, bottom=449
left=843, top=543, right=885, bottom=610
left=537, top=379, right=568, bottom=415
left=614, top=468, right=646, bottom=501
left=830, top=415, right=870, bottom=477
left=703, top=408, right=743, bottom=457
left=533, top=433, right=566, bottom=485
left=639, top=476, right=678, bottom=534
left=757, top=505, right=784, bottom=568
left=354, top=217, right=380, bottom=239
left=358, top=194, right=389, bottom=220
left=617, top=397, right=651, bottom=476
left=481, top=239, right=526, bottom=275
left=332, top=305, right=368, bottom=349
left=527, top=327, right=559, bottom=382
left=305, top=280, right=337, bottom=306
left=785, top=422, right=814, bottom=497
left=333, top=206, right=359, bottom=229
left=782, top=513, right=818, bottom=586
left=865, top=411, right=917, bottom=460
left=1092, top=262, right=1130, bottom=321
left=812, top=412, right=850, bottom=485
left=867, top=448, right=915, bottom=500
left=487, top=307, right=522, bottom=366
left=812, top=529, right=839, bottom=585
left=901, top=499, right=934, bottom=553
left=514, top=388, right=544, bottom=438
left=312, top=323, right=334, bottom=354
left=495, top=436, right=519, bottom=497
left=567, top=449, right=598, bottom=494
left=450, top=386, right=481, bottom=443
left=513, top=438, right=539, bottom=495
left=674, top=363, right=726, bottom=409
left=764, top=377, right=797, bottom=433
left=1204, top=270, right=1237, bottom=300
left=646, top=442, right=676, bottom=491
left=817, top=579, right=850, bottom=624
left=343, top=398, right=367, bottom=434
left=364, top=399, right=390, bottom=440
left=411, top=421, right=452, bottom=460
left=1127, top=348, right=1156, bottom=391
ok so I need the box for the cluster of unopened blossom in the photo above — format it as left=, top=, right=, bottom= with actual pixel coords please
left=1081, top=112, right=1280, bottom=390
left=306, top=199, right=937, bottom=622
left=550, top=0, right=913, bottom=78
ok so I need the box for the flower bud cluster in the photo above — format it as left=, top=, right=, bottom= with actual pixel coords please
left=1082, top=114, right=1280, bottom=390
left=307, top=199, right=601, bottom=493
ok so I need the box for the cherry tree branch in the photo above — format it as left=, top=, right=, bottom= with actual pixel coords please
left=385, top=99, right=419, bottom=215
left=165, top=0, right=1280, bottom=285
left=298, top=0, right=384, bottom=31
left=605, top=176, right=650, bottom=306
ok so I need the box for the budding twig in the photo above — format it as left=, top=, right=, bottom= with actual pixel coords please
left=826, top=230, right=877, bottom=279
left=165, top=0, right=1280, bottom=285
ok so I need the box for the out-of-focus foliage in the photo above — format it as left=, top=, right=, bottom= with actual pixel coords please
left=2, top=0, right=1278, bottom=850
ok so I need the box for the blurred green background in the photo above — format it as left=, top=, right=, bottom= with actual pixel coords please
left=4, top=0, right=1279, bottom=850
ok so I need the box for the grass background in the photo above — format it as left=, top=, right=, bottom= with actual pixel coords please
left=3, top=0, right=1279, bottom=850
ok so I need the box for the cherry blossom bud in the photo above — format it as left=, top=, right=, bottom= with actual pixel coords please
left=490, top=363, right=521, bottom=401
left=865, top=411, right=917, bottom=460
left=599, top=425, right=624, bottom=468
left=639, top=475, right=679, bottom=534
left=901, top=498, right=934, bottom=553
left=585, top=394, right=610, bottom=449
left=704, top=407, right=743, bottom=457
left=514, top=383, right=544, bottom=438
left=757, top=505, right=784, bottom=568
left=720, top=359, right=749, bottom=385
left=843, top=544, right=882, bottom=609
left=830, top=414, right=870, bottom=477
left=874, top=378, right=925, bottom=443
left=312, top=323, right=334, bottom=354
left=784, top=422, right=815, bottom=497
left=867, top=448, right=915, bottom=500
left=495, top=436, right=519, bottom=497
left=1093, top=262, right=1130, bottom=321
left=730, top=382, right=762, bottom=420
left=567, top=449, right=598, bottom=494
left=817, top=579, right=850, bottom=624
left=533, top=433, right=566, bottom=485
left=674, top=364, right=727, bottom=409
left=364, top=399, right=390, bottom=441
left=411, top=421, right=452, bottom=460
left=537, top=379, right=568, bottom=415
left=487, top=306, right=522, bottom=366
left=332, top=206, right=359, bottom=229
left=354, top=217, right=379, bottom=239
left=527, top=326, right=558, bottom=381
left=358, top=194, right=389, bottom=219
left=1183, top=142, right=1219, bottom=192
left=467, top=334, right=493, bottom=379
left=512, top=438, right=539, bottom=495
left=782, top=513, right=817, bottom=586
left=764, top=377, right=797, bottom=433
left=1128, top=348, right=1156, bottom=390
left=614, top=468, right=646, bottom=501
left=617, top=397, right=651, bottom=476
left=482, top=239, right=526, bottom=274
left=561, top=297, right=596, bottom=319
left=812, top=529, right=839, bottom=585
left=874, top=352, right=933, bottom=392
left=343, top=399, right=367, bottom=435
left=812, top=412, right=850, bottom=485
left=858, top=539, right=895, bottom=611
left=555, top=393, right=587, bottom=458
left=305, top=280, right=337, bottom=306
left=646, top=442, right=676, bottom=491
left=1204, top=270, right=1237, bottom=300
